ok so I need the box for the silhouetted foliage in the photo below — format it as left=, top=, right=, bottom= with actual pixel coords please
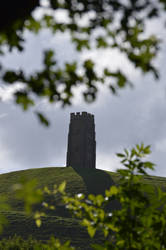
left=0, top=0, right=166, bottom=124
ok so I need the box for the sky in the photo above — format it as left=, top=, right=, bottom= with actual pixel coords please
left=0, top=8, right=166, bottom=177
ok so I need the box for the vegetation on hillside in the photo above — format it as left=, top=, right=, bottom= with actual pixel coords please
left=1, top=144, right=166, bottom=249
left=0, top=236, right=74, bottom=250
left=0, top=167, right=118, bottom=248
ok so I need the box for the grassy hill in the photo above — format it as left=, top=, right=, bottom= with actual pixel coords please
left=0, top=167, right=166, bottom=249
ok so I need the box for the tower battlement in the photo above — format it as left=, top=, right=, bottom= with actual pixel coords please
left=71, top=111, right=94, bottom=120
left=66, top=111, right=96, bottom=169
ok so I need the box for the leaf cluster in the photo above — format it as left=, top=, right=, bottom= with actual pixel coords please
left=61, top=144, right=166, bottom=249
left=0, top=0, right=165, bottom=124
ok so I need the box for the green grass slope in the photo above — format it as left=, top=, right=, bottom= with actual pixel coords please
left=0, top=167, right=119, bottom=249
left=0, top=167, right=118, bottom=211
left=0, top=167, right=166, bottom=249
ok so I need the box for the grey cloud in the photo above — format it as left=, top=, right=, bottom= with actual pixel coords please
left=0, top=73, right=166, bottom=176
left=0, top=105, right=69, bottom=170
left=0, top=29, right=166, bottom=177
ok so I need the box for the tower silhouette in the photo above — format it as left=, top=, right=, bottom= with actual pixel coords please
left=66, top=112, right=96, bottom=169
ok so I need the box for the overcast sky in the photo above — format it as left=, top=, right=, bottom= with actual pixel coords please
left=0, top=11, right=166, bottom=177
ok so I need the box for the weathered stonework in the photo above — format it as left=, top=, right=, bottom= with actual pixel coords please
left=66, top=112, right=96, bottom=169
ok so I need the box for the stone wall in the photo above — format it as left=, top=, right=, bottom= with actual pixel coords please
left=66, top=112, right=96, bottom=169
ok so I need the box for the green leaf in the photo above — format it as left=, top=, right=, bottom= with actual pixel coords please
left=58, top=181, right=66, bottom=193
left=36, top=219, right=41, bottom=227
left=15, top=92, right=34, bottom=110
left=124, top=149, right=129, bottom=157
left=96, top=194, right=104, bottom=206
left=144, top=161, right=155, bottom=170
left=96, top=36, right=108, bottom=48
left=92, top=244, right=106, bottom=250
left=84, top=59, right=94, bottom=69
left=117, top=240, right=125, bottom=247
left=25, top=17, right=41, bottom=33
left=116, top=153, right=125, bottom=158
left=144, top=145, right=151, bottom=154
left=36, top=112, right=50, bottom=127
left=87, top=226, right=96, bottom=238
left=13, top=178, right=43, bottom=214
left=110, top=186, right=118, bottom=196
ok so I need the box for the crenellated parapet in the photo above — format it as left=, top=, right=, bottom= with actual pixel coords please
left=70, top=111, right=94, bottom=121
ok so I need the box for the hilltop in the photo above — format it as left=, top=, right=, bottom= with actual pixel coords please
left=0, top=167, right=166, bottom=249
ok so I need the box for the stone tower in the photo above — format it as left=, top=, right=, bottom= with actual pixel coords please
left=66, top=112, right=96, bottom=169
